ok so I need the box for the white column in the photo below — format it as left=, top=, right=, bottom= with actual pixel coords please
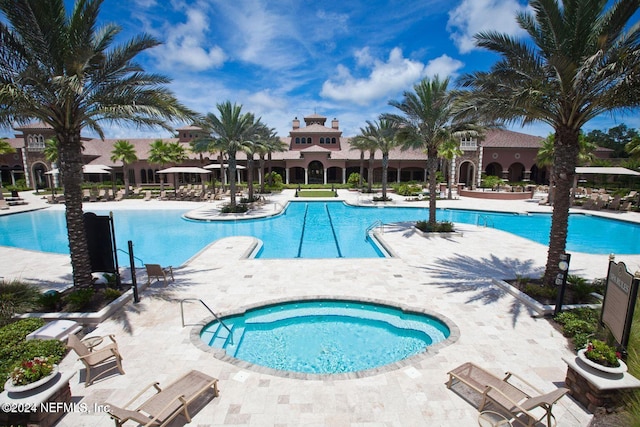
left=342, top=167, right=346, bottom=184
left=285, top=168, right=290, bottom=184
left=477, top=147, right=484, bottom=189
left=323, top=169, right=327, bottom=185
left=21, top=147, right=31, bottom=188
left=304, top=168, right=308, bottom=184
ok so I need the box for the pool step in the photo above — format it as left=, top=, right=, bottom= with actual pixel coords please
left=223, top=326, right=245, bottom=357
left=207, top=323, right=230, bottom=348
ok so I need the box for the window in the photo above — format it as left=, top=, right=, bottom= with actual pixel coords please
left=295, top=137, right=300, bottom=144
left=320, top=137, right=325, bottom=144
left=27, top=134, right=45, bottom=151
left=331, top=137, right=336, bottom=144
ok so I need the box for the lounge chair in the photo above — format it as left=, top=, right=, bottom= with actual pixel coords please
left=67, top=334, right=125, bottom=386
left=107, top=369, right=219, bottom=427
left=145, top=264, right=174, bottom=286
left=143, top=190, right=152, bottom=201
left=447, top=362, right=568, bottom=427
left=0, top=199, right=8, bottom=210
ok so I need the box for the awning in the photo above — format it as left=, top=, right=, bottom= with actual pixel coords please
left=204, top=163, right=246, bottom=170
left=157, top=167, right=211, bottom=174
left=575, top=167, right=640, bottom=176
left=45, top=165, right=112, bottom=175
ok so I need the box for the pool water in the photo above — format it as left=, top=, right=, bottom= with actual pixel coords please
left=0, top=201, right=639, bottom=266
left=199, top=300, right=451, bottom=374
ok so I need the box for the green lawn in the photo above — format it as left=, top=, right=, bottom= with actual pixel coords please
left=296, top=190, right=337, bottom=197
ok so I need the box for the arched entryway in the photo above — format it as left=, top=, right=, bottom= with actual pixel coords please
left=508, top=162, right=525, bottom=182
left=32, top=163, right=47, bottom=190
left=457, top=160, right=476, bottom=188
left=485, top=162, right=502, bottom=177
left=308, top=161, right=324, bottom=184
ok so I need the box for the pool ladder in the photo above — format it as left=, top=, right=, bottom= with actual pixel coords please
left=477, top=215, right=494, bottom=228
left=180, top=298, right=233, bottom=345
left=365, top=220, right=384, bottom=238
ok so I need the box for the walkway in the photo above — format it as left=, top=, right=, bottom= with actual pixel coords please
left=2, top=189, right=639, bottom=425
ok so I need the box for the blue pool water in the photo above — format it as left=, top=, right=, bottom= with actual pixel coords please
left=199, top=300, right=451, bottom=374
left=0, top=201, right=639, bottom=266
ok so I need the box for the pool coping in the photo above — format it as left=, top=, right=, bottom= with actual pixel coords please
left=188, top=295, right=461, bottom=380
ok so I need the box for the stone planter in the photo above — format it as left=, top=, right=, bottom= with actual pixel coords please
left=4, top=365, right=58, bottom=393
left=577, top=349, right=627, bottom=374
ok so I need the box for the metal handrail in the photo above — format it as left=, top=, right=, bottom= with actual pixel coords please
left=365, top=220, right=384, bottom=237
left=117, top=248, right=144, bottom=267
left=477, top=215, right=494, bottom=228
left=180, top=298, right=233, bottom=344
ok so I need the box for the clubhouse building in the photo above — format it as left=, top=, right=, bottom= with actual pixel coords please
left=0, top=114, right=612, bottom=191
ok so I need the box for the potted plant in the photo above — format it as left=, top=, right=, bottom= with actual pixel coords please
left=4, top=356, right=58, bottom=392
left=577, top=340, right=627, bottom=374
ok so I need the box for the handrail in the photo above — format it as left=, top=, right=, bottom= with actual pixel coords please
left=365, top=220, right=383, bottom=237
left=324, top=204, right=343, bottom=257
left=117, top=248, right=144, bottom=267
left=180, top=298, right=233, bottom=344
left=296, top=203, right=309, bottom=258
left=477, top=215, right=494, bottom=228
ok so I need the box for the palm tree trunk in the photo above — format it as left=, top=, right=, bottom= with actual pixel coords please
left=446, top=159, right=453, bottom=200
left=543, top=129, right=580, bottom=286
left=382, top=153, right=389, bottom=199
left=123, top=163, right=130, bottom=197
left=259, top=155, right=266, bottom=193
left=427, top=148, right=438, bottom=225
left=267, top=153, right=273, bottom=186
left=359, top=151, right=364, bottom=188
left=229, top=152, right=237, bottom=207
left=58, top=132, right=93, bottom=288
left=367, top=151, right=374, bottom=193
left=247, top=154, right=255, bottom=200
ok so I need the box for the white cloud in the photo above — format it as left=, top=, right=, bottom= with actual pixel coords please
left=423, top=54, right=465, bottom=79
left=320, top=48, right=427, bottom=105
left=447, top=0, right=528, bottom=54
left=151, top=6, right=226, bottom=70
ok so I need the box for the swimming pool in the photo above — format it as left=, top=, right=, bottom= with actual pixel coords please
left=1, top=201, right=639, bottom=265
left=198, top=299, right=454, bottom=376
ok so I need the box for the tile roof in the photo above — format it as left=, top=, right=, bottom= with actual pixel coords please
left=290, top=123, right=341, bottom=135
left=483, top=129, right=544, bottom=148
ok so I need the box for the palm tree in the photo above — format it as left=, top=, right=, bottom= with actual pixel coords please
left=200, top=102, right=260, bottom=208
left=438, top=139, right=463, bottom=200
left=110, top=140, right=137, bottom=196
left=0, top=0, right=196, bottom=287
left=256, top=127, right=285, bottom=192
left=350, top=131, right=379, bottom=193
left=385, top=76, right=476, bottom=225
left=355, top=119, right=399, bottom=200
left=538, top=134, right=597, bottom=205
left=148, top=139, right=173, bottom=191
left=348, top=137, right=369, bottom=189
left=0, top=139, right=15, bottom=200
left=458, top=0, right=640, bottom=285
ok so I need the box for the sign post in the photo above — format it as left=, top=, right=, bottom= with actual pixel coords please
left=601, top=256, right=640, bottom=348
left=553, top=253, right=571, bottom=316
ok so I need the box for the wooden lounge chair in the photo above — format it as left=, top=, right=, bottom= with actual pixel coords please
left=447, top=362, right=568, bottom=427
left=107, top=369, right=219, bottom=427
left=67, top=334, right=125, bottom=386
left=145, top=264, right=174, bottom=286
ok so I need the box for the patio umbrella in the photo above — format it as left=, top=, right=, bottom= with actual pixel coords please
left=157, top=166, right=212, bottom=195
left=204, top=163, right=245, bottom=184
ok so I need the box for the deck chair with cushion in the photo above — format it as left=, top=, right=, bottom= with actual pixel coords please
left=67, top=334, right=125, bottom=386
left=447, top=362, right=568, bottom=427
left=145, top=264, right=174, bottom=286
left=107, top=369, right=219, bottom=427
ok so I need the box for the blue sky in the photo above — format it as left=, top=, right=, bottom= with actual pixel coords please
left=6, top=0, right=640, bottom=139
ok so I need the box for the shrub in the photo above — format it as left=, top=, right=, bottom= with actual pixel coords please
left=264, top=172, right=283, bottom=191
left=415, top=220, right=455, bottom=233
left=220, top=204, right=249, bottom=214
left=38, top=290, right=62, bottom=312
left=0, top=280, right=42, bottom=325
left=347, top=172, right=361, bottom=188
left=481, top=175, right=503, bottom=189
left=103, top=288, right=122, bottom=302
left=395, top=183, right=422, bottom=196
left=64, top=288, right=95, bottom=311
left=568, top=275, right=596, bottom=302
left=523, top=283, right=557, bottom=300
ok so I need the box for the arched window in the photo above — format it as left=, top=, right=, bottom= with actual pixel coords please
left=301, top=137, right=306, bottom=144
left=320, top=137, right=324, bottom=144
left=295, top=137, right=300, bottom=144
left=331, top=138, right=336, bottom=144
left=306, top=137, right=312, bottom=144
